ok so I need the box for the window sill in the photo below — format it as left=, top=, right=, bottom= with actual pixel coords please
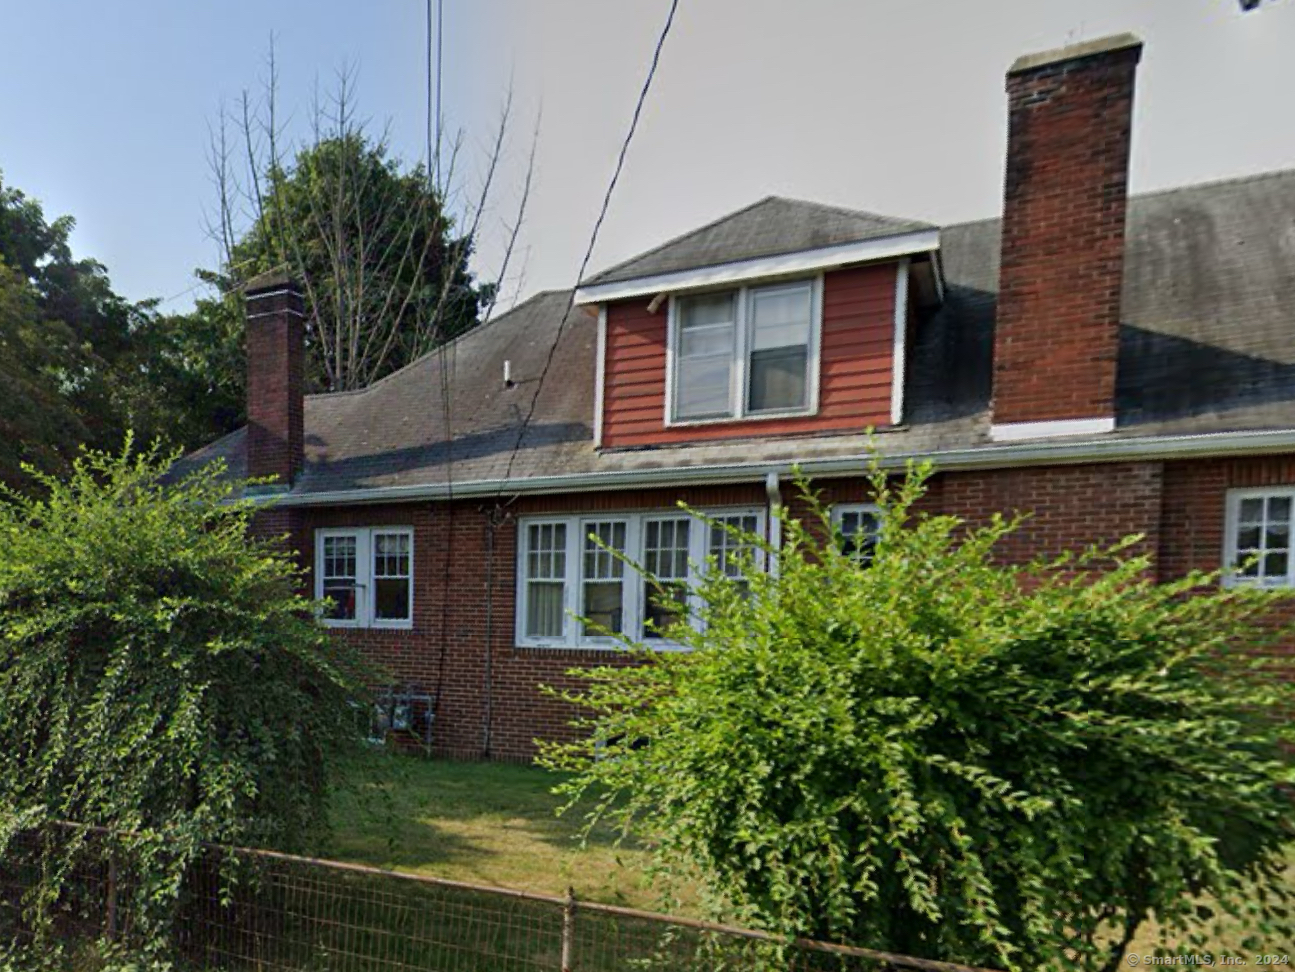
left=514, top=640, right=691, bottom=653
left=666, top=407, right=817, bottom=429
left=323, top=620, right=414, bottom=631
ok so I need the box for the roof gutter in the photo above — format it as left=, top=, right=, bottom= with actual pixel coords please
left=266, top=427, right=1295, bottom=508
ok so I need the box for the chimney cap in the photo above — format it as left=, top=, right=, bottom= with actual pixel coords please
left=1009, top=32, right=1143, bottom=76
left=244, top=267, right=300, bottom=296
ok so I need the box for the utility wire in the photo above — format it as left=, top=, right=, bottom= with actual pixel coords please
left=498, top=0, right=680, bottom=490
left=428, top=0, right=458, bottom=729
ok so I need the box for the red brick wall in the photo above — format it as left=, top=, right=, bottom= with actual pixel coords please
left=292, top=455, right=1295, bottom=761
left=296, top=484, right=767, bottom=762
left=993, top=40, right=1141, bottom=426
left=600, top=264, right=897, bottom=449
left=246, top=283, right=305, bottom=484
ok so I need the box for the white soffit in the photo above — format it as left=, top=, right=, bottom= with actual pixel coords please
left=574, top=229, right=941, bottom=304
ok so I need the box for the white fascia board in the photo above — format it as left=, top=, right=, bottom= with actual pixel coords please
left=593, top=305, right=607, bottom=448
left=574, top=229, right=941, bottom=305
left=990, top=417, right=1116, bottom=442
left=265, top=427, right=1295, bottom=508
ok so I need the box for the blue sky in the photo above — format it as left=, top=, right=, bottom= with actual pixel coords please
left=3, top=1, right=1294, bottom=313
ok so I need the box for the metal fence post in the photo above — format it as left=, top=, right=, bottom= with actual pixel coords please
left=561, top=885, right=576, bottom=972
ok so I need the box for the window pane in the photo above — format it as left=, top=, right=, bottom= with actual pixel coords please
left=528, top=523, right=567, bottom=579
left=748, top=347, right=808, bottom=412
left=676, top=357, right=733, bottom=419
left=676, top=292, right=736, bottom=420
left=709, top=515, right=759, bottom=578
left=1265, top=550, right=1290, bottom=580
left=374, top=578, right=410, bottom=621
left=322, top=580, right=357, bottom=621
left=681, top=322, right=735, bottom=357
left=643, top=518, right=690, bottom=580
left=526, top=581, right=565, bottom=638
left=644, top=581, right=689, bottom=639
left=373, top=532, right=411, bottom=579
left=643, top=517, right=692, bottom=640
left=582, top=582, right=624, bottom=636
left=749, top=284, right=811, bottom=350
left=1231, top=494, right=1294, bottom=586
left=680, top=292, right=736, bottom=329
left=322, top=534, right=358, bottom=621
left=839, top=509, right=881, bottom=563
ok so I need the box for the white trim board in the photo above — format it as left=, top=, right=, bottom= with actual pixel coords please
left=574, top=229, right=940, bottom=305
left=890, top=259, right=911, bottom=426
left=593, top=306, right=608, bottom=448
left=989, top=417, right=1115, bottom=442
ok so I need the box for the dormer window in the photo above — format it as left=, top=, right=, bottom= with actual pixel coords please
left=669, top=278, right=820, bottom=424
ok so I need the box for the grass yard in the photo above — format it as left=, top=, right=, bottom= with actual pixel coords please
left=322, top=752, right=680, bottom=912
left=323, top=753, right=1295, bottom=957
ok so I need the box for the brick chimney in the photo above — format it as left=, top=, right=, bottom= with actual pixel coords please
left=245, top=270, right=305, bottom=488
left=990, top=34, right=1143, bottom=442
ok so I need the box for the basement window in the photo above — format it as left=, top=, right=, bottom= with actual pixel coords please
left=668, top=278, right=820, bottom=424
left=315, top=527, right=414, bottom=628
left=832, top=504, right=882, bottom=564
left=1225, top=489, right=1294, bottom=587
left=516, top=509, right=766, bottom=648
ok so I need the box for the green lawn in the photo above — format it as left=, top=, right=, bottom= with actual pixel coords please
left=322, top=752, right=675, bottom=911
left=322, top=753, right=1293, bottom=956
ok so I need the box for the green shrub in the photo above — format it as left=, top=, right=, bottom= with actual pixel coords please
left=0, top=443, right=364, bottom=960
left=543, top=461, right=1295, bottom=971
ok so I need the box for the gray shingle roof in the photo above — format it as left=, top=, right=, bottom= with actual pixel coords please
left=581, top=196, right=935, bottom=287
left=174, top=169, right=1295, bottom=498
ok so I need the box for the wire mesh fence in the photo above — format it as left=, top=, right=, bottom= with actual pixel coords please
left=0, top=824, right=997, bottom=972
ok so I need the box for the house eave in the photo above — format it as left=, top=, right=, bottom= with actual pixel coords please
left=574, top=229, right=941, bottom=305
left=265, top=427, right=1295, bottom=508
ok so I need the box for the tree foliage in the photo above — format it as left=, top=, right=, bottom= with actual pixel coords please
left=0, top=173, right=158, bottom=487
left=0, top=445, right=364, bottom=957
left=225, top=132, right=481, bottom=392
left=543, top=462, right=1295, bottom=971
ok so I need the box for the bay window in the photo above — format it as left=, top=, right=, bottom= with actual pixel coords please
left=516, top=509, right=766, bottom=648
left=670, top=278, right=820, bottom=423
left=315, top=527, right=414, bottom=628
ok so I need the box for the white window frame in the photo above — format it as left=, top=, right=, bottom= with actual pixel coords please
left=315, top=527, right=415, bottom=629
left=665, top=276, right=823, bottom=427
left=832, top=503, right=882, bottom=559
left=1222, top=487, right=1295, bottom=588
left=515, top=508, right=766, bottom=649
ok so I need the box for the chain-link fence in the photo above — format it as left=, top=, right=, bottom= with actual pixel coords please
left=0, top=825, right=996, bottom=972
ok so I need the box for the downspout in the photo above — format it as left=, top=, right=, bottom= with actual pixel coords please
left=765, top=471, right=782, bottom=577
left=482, top=508, right=497, bottom=759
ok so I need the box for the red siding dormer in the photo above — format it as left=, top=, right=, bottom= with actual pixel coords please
left=597, top=262, right=907, bottom=450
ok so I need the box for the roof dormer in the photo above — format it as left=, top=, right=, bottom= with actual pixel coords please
left=575, top=197, right=942, bottom=450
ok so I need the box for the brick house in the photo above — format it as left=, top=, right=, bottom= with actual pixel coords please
left=180, top=34, right=1295, bottom=761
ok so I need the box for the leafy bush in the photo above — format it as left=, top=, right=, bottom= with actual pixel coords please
left=0, top=444, right=364, bottom=959
left=543, top=462, right=1295, bottom=971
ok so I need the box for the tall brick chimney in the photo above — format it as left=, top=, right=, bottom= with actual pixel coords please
left=990, top=33, right=1142, bottom=442
left=245, top=270, right=305, bottom=488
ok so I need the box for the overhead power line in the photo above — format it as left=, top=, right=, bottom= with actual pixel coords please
left=499, top=0, right=681, bottom=489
